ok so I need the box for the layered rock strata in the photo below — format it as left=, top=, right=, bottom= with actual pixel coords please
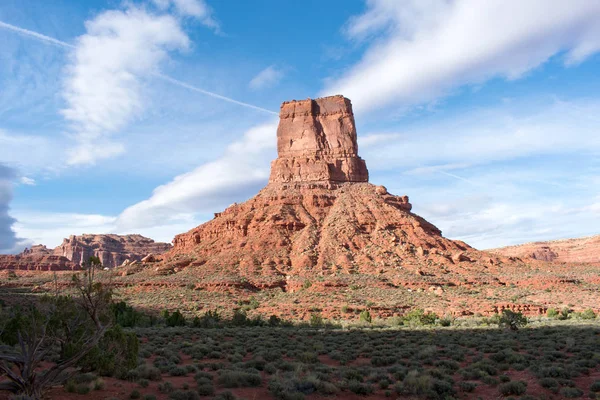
left=167, top=95, right=492, bottom=279
left=53, top=234, right=171, bottom=268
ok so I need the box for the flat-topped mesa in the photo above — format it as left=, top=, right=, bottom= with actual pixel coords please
left=269, top=95, right=369, bottom=184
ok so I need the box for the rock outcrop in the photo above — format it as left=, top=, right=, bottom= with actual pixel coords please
left=0, top=254, right=78, bottom=271
left=491, top=235, right=600, bottom=264
left=269, top=96, right=369, bottom=183
left=53, top=234, right=171, bottom=268
left=166, top=96, right=496, bottom=281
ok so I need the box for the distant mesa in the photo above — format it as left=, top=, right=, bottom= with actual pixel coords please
left=491, top=234, right=600, bottom=264
left=0, top=234, right=171, bottom=271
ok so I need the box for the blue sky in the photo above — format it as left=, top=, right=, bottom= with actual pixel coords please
left=0, top=0, right=599, bottom=252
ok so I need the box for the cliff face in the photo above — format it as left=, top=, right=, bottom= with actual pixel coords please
left=269, top=96, right=368, bottom=184
left=53, top=234, right=172, bottom=268
left=491, top=235, right=600, bottom=264
left=0, top=254, right=78, bottom=271
left=166, top=95, right=496, bottom=281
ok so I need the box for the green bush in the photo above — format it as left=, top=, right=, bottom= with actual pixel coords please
left=192, top=310, right=221, bottom=328
left=547, top=308, right=559, bottom=318
left=76, top=325, right=139, bottom=377
left=559, top=387, right=584, bottom=398
left=163, top=310, right=186, bottom=327
left=217, top=371, right=262, bottom=388
left=310, top=313, right=323, bottom=327
left=403, top=309, right=438, bottom=325
left=459, top=381, right=477, bottom=392
left=498, top=310, right=527, bottom=331
left=498, top=381, right=527, bottom=396
left=359, top=310, right=372, bottom=323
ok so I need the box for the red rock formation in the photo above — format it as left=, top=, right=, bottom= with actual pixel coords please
left=269, top=96, right=368, bottom=183
left=0, top=254, right=78, bottom=271
left=491, top=235, right=600, bottom=264
left=53, top=234, right=171, bottom=268
left=166, top=95, right=496, bottom=281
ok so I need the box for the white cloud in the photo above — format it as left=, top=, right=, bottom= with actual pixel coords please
left=0, top=129, right=63, bottom=173
left=117, top=121, right=277, bottom=230
left=61, top=6, right=191, bottom=165
left=152, top=0, right=219, bottom=30
left=323, top=0, right=600, bottom=112
left=12, top=211, right=118, bottom=248
left=19, top=177, right=35, bottom=186
left=249, top=66, right=285, bottom=90
left=361, top=98, right=600, bottom=172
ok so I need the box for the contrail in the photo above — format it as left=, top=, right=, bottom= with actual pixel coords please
left=0, top=20, right=278, bottom=115
left=154, top=73, right=278, bottom=115
left=0, top=21, right=75, bottom=49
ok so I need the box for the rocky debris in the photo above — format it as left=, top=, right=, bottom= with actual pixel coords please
left=165, top=95, right=499, bottom=281
left=0, top=254, right=79, bottom=271
left=490, top=235, right=600, bottom=264
left=53, top=234, right=171, bottom=268
left=141, top=254, right=159, bottom=263
left=269, top=96, right=369, bottom=184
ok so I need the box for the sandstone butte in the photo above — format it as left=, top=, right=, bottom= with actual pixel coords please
left=490, top=234, right=600, bottom=263
left=163, top=96, right=509, bottom=284
left=0, top=234, right=171, bottom=271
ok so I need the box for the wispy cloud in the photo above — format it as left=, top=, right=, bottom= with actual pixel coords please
left=19, top=177, right=35, bottom=186
left=117, top=121, right=277, bottom=230
left=152, top=0, right=219, bottom=31
left=249, top=65, right=285, bottom=90
left=362, top=98, right=600, bottom=172
left=61, top=6, right=191, bottom=165
left=323, top=0, right=600, bottom=112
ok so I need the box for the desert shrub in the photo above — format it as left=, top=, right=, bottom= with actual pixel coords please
left=497, top=309, right=527, bottom=330
left=169, top=390, right=200, bottom=400
left=558, top=307, right=571, bottom=320
left=159, top=381, right=175, bottom=393
left=192, top=310, right=221, bottom=328
left=498, top=381, right=527, bottom=396
left=111, top=301, right=148, bottom=327
left=130, top=390, right=141, bottom=399
left=268, top=315, right=282, bottom=326
left=163, top=310, right=186, bottom=327
left=310, top=313, right=323, bottom=327
left=170, top=366, right=188, bottom=376
left=196, top=379, right=214, bottom=396
left=138, top=379, right=149, bottom=388
left=459, top=381, right=477, bottom=392
left=144, top=395, right=157, bottom=400
left=347, top=381, right=374, bottom=395
left=578, top=309, right=596, bottom=320
left=213, top=392, right=239, bottom=400
left=591, top=381, right=600, bottom=392
left=539, top=377, right=559, bottom=393
left=547, top=308, right=559, bottom=318
left=403, top=309, right=438, bottom=326
left=0, top=269, right=115, bottom=398
left=359, top=310, right=372, bottom=323
left=77, top=324, right=139, bottom=377
left=130, top=364, right=162, bottom=381
left=217, top=370, right=262, bottom=388
left=560, top=387, right=584, bottom=398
